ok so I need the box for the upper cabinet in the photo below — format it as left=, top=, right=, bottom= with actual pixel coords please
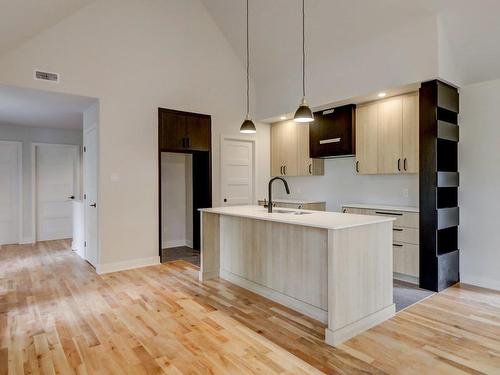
left=355, top=92, right=419, bottom=175
left=159, top=108, right=211, bottom=152
left=271, top=120, right=324, bottom=177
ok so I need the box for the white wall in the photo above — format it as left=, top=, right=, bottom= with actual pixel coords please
left=161, top=153, right=193, bottom=249
left=0, top=0, right=270, bottom=268
left=273, top=158, right=418, bottom=212
left=0, top=123, right=82, bottom=242
left=459, top=78, right=500, bottom=291
left=256, top=16, right=439, bottom=120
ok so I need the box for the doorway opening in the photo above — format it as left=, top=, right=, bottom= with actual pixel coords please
left=0, top=85, right=99, bottom=269
left=158, top=108, right=211, bottom=266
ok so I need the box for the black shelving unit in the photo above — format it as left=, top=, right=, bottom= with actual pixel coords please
left=419, top=80, right=460, bottom=292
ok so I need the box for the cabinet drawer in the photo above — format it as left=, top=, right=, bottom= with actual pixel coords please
left=393, top=227, right=419, bottom=244
left=393, top=242, right=419, bottom=277
left=368, top=209, right=419, bottom=228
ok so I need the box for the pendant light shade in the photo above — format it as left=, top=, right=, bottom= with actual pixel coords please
left=240, top=115, right=256, bottom=133
left=240, top=0, right=256, bottom=134
left=294, top=97, right=314, bottom=123
left=294, top=0, right=314, bottom=123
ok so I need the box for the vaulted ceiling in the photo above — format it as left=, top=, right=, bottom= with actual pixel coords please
left=0, top=0, right=94, bottom=55
left=202, top=0, right=500, bottom=87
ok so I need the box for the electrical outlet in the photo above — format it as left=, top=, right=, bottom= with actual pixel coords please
left=403, top=188, right=409, bottom=198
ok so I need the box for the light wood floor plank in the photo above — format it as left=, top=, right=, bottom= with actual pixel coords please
left=2, top=240, right=500, bottom=374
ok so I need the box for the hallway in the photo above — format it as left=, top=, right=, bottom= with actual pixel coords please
left=2, top=241, right=500, bottom=374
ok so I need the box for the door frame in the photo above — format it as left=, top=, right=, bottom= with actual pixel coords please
left=31, top=142, right=81, bottom=242
left=83, top=124, right=100, bottom=265
left=220, top=134, right=256, bottom=206
left=0, top=141, right=23, bottom=244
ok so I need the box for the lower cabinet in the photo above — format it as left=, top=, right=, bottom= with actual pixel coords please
left=343, top=205, right=420, bottom=283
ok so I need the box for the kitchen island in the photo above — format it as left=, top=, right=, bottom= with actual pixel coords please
left=199, top=205, right=396, bottom=347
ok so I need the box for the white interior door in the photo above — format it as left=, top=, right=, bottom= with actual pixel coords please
left=84, top=127, right=98, bottom=267
left=35, top=144, right=79, bottom=241
left=221, top=138, right=254, bottom=206
left=0, top=142, right=21, bottom=245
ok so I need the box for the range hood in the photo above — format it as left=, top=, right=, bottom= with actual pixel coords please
left=309, top=104, right=356, bottom=158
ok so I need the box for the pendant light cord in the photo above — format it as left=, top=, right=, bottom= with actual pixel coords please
left=246, top=0, right=250, bottom=116
left=302, top=0, right=306, bottom=99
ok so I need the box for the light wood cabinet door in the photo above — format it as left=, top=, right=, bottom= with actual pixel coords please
left=393, top=242, right=419, bottom=278
left=296, top=123, right=311, bottom=175
left=271, top=123, right=284, bottom=176
left=355, top=103, right=379, bottom=174
left=282, top=121, right=298, bottom=176
left=378, top=97, right=403, bottom=174
left=402, top=93, right=419, bottom=174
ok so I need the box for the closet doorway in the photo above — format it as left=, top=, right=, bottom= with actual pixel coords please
left=158, top=108, right=211, bottom=266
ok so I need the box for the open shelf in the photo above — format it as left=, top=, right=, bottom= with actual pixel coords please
left=437, top=187, right=458, bottom=209
left=437, top=139, right=458, bottom=172
left=437, top=227, right=458, bottom=256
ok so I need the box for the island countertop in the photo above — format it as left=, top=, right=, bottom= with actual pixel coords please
left=200, top=205, right=395, bottom=230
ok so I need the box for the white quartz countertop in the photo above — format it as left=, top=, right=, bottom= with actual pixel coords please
left=200, top=205, right=395, bottom=230
left=343, top=203, right=419, bottom=213
left=258, top=198, right=325, bottom=204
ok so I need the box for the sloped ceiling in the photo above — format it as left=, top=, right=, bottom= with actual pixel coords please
left=203, top=0, right=500, bottom=90
left=0, top=0, right=95, bottom=55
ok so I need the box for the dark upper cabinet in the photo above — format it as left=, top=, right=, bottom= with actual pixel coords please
left=309, top=104, right=356, bottom=158
left=159, top=108, right=211, bottom=152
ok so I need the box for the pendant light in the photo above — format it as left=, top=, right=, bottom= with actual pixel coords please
left=240, top=0, right=256, bottom=133
left=294, top=0, right=314, bottom=123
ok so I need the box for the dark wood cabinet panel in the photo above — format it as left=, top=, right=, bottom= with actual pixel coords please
left=309, top=104, right=355, bottom=158
left=158, top=108, right=211, bottom=152
left=185, top=115, right=211, bottom=151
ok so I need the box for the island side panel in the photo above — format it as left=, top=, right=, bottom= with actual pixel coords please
left=199, top=211, right=220, bottom=281
left=219, top=215, right=328, bottom=320
left=326, top=221, right=395, bottom=347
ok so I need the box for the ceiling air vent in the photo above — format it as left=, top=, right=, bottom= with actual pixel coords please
left=34, top=70, right=59, bottom=83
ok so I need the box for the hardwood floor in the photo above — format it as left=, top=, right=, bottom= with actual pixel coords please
left=2, top=240, right=500, bottom=374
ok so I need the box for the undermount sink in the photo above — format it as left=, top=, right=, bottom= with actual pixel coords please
left=273, top=209, right=312, bottom=215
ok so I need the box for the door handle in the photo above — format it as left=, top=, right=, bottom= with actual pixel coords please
left=68, top=195, right=75, bottom=200
left=90, top=203, right=97, bottom=208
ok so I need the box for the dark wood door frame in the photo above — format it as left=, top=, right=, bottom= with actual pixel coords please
left=158, top=108, right=212, bottom=260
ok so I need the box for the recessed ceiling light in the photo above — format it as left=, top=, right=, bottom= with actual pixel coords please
left=378, top=92, right=387, bottom=98
left=280, top=116, right=287, bottom=120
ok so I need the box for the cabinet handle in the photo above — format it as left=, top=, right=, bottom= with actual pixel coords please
left=375, top=211, right=403, bottom=216
left=404, top=158, right=407, bottom=171
left=393, top=228, right=403, bottom=232
left=280, top=166, right=284, bottom=175
left=308, top=163, right=312, bottom=174
left=186, top=138, right=190, bottom=148
left=342, top=208, right=347, bottom=213
left=283, top=165, right=287, bottom=175
left=356, top=161, right=360, bottom=173
left=397, top=158, right=401, bottom=171
left=393, top=243, right=403, bottom=247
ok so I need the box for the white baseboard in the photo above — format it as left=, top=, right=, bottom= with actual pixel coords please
left=96, top=256, right=160, bottom=275
left=220, top=269, right=328, bottom=323
left=163, top=239, right=192, bottom=249
left=461, top=275, right=500, bottom=292
left=19, top=237, right=34, bottom=245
